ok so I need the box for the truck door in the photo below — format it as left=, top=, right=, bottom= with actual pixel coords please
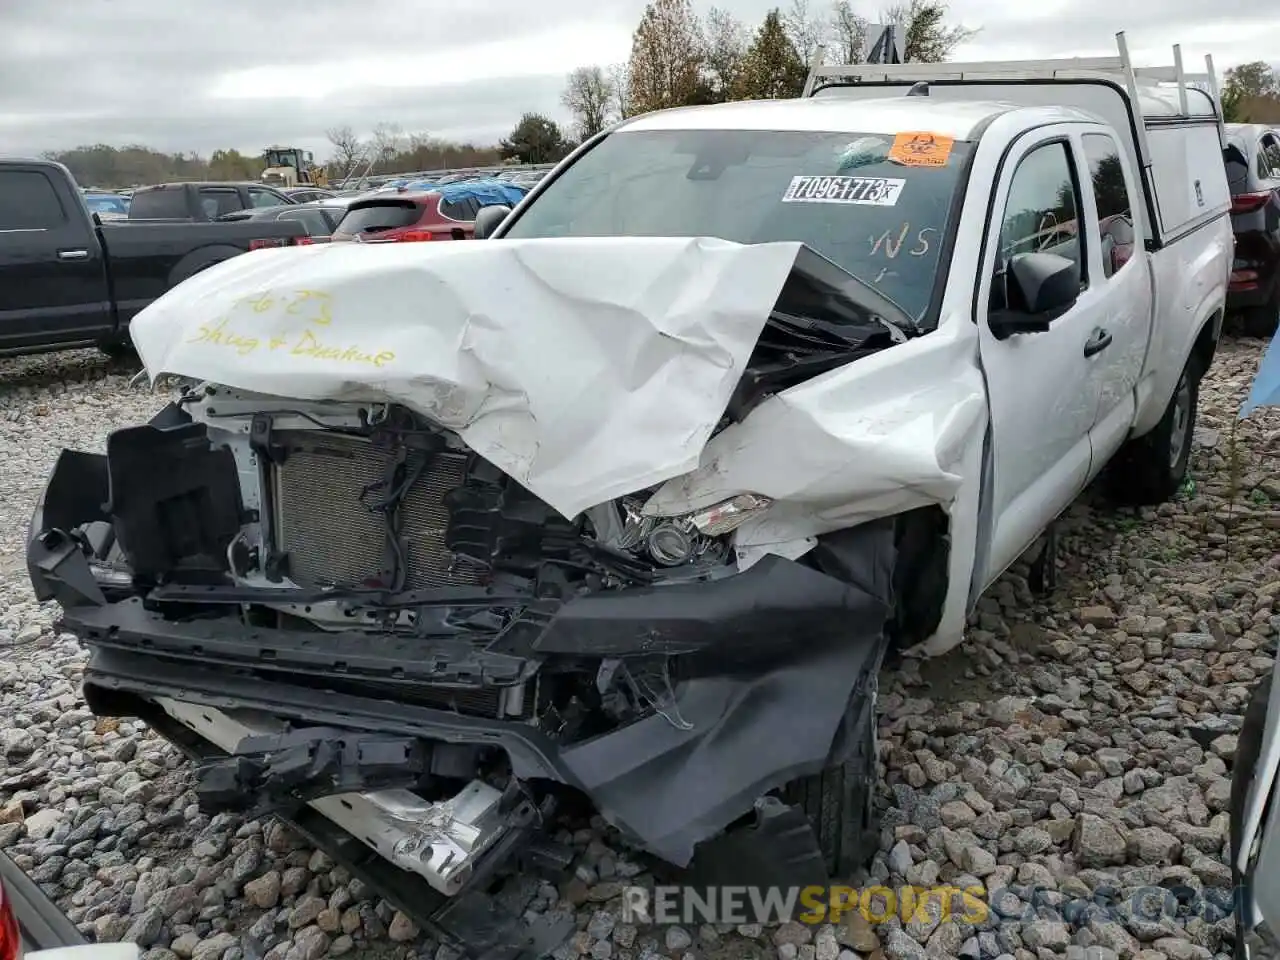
left=0, top=165, right=112, bottom=351
left=976, top=129, right=1109, bottom=584
left=1075, top=130, right=1153, bottom=467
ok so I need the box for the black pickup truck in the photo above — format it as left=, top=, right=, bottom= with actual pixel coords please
left=0, top=160, right=308, bottom=358
left=127, top=181, right=295, bottom=221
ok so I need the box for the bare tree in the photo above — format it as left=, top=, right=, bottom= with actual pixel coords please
left=703, top=7, right=749, bottom=100
left=626, top=0, right=706, bottom=115
left=608, top=62, right=633, bottom=118
left=325, top=125, right=363, bottom=173
left=783, top=0, right=824, bottom=67
left=562, top=66, right=616, bottom=140
left=826, top=0, right=868, bottom=64
left=370, top=122, right=404, bottom=173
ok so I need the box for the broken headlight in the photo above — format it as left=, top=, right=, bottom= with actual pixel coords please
left=614, top=494, right=772, bottom=568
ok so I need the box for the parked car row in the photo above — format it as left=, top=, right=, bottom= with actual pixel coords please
left=0, top=159, right=311, bottom=357
left=1225, top=122, right=1280, bottom=336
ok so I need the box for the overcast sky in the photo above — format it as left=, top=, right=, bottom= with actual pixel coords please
left=0, top=0, right=1274, bottom=161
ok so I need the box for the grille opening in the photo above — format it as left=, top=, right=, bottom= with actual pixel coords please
left=271, top=431, right=480, bottom=590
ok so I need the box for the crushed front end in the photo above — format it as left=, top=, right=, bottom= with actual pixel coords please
left=29, top=384, right=896, bottom=892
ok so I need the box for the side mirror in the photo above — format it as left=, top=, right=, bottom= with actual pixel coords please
left=989, top=251, right=1080, bottom=340
left=473, top=205, right=511, bottom=240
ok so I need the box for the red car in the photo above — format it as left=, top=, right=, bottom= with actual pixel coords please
left=331, top=189, right=485, bottom=243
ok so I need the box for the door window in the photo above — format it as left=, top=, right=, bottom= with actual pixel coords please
left=248, top=188, right=284, bottom=208
left=991, top=140, right=1085, bottom=312
left=1080, top=133, right=1135, bottom=279
left=198, top=188, right=242, bottom=219
left=1258, top=133, right=1280, bottom=180
left=277, top=208, right=332, bottom=236
left=0, top=171, right=67, bottom=230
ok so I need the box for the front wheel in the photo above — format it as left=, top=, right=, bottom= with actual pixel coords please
left=785, top=694, right=879, bottom=879
left=1105, top=354, right=1199, bottom=506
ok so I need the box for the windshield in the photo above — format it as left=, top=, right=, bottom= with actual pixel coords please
left=86, top=195, right=128, bottom=215
left=502, top=128, right=972, bottom=325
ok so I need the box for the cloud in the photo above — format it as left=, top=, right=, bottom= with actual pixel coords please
left=0, top=0, right=1275, bottom=159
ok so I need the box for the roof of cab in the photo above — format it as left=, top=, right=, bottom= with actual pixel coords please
left=616, top=96, right=1016, bottom=140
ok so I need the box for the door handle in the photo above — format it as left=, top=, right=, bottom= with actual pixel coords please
left=1083, top=328, right=1113, bottom=358
left=57, top=249, right=89, bottom=261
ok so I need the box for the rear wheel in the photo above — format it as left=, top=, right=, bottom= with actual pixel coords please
left=1239, top=282, right=1280, bottom=339
left=1106, top=353, right=1199, bottom=506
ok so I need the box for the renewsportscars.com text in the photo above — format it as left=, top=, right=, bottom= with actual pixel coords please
left=618, top=883, right=1239, bottom=927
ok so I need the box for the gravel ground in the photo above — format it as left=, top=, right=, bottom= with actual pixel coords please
left=0, top=338, right=1277, bottom=960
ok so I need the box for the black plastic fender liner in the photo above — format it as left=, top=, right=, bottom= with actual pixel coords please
left=560, top=624, right=885, bottom=868
left=38, top=448, right=112, bottom=534
left=104, top=421, right=244, bottom=582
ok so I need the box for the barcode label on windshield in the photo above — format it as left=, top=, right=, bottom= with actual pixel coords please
left=782, top=175, right=905, bottom=206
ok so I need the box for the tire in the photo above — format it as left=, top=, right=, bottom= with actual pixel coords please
left=97, top=336, right=136, bottom=361
left=1106, top=353, right=1199, bottom=506
left=785, top=696, right=879, bottom=879
left=1239, top=283, right=1280, bottom=339
left=1232, top=673, right=1276, bottom=960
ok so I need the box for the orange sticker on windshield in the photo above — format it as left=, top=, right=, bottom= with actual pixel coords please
left=889, top=132, right=954, bottom=167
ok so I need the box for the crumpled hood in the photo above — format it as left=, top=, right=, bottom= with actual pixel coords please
left=129, top=236, right=805, bottom=518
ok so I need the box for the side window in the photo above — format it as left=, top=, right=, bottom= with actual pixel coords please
left=278, top=208, right=330, bottom=235
left=0, top=171, right=68, bottom=230
left=199, top=188, right=242, bottom=219
left=1260, top=134, right=1280, bottom=180
left=1081, top=133, right=1135, bottom=279
left=248, top=188, right=282, bottom=209
left=991, top=140, right=1085, bottom=311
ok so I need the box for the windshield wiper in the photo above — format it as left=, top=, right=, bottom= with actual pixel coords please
left=726, top=310, right=902, bottom=422
left=759, top=309, right=905, bottom=355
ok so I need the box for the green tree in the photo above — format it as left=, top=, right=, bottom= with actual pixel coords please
left=626, top=0, right=706, bottom=114
left=1090, top=154, right=1129, bottom=218
left=1222, top=61, right=1280, bottom=123
left=208, top=149, right=262, bottom=181
left=733, top=9, right=807, bottom=100
left=883, top=0, right=976, bottom=63
left=500, top=113, right=569, bottom=164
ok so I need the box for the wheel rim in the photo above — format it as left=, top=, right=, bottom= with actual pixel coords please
left=1168, top=372, right=1191, bottom=469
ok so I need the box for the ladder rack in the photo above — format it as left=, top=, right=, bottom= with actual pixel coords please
left=800, top=32, right=1226, bottom=170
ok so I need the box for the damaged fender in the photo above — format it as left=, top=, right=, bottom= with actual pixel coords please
left=645, top=321, right=989, bottom=655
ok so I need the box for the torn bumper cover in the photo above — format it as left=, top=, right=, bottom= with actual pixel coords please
left=31, top=476, right=892, bottom=869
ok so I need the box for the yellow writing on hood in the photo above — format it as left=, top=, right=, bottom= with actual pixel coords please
left=183, top=288, right=395, bottom=367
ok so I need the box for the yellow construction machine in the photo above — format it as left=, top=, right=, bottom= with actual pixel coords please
left=261, top=147, right=329, bottom=189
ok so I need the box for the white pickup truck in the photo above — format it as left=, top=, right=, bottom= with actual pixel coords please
left=26, top=35, right=1233, bottom=955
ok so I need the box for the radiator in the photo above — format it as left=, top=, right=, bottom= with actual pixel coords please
left=272, top=431, right=479, bottom=590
